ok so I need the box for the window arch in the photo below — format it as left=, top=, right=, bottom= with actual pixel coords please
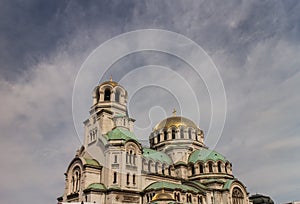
left=172, top=128, right=176, bottom=139
left=148, top=160, right=152, bottom=172
left=157, top=133, right=160, bottom=143
left=232, top=187, right=244, bottom=204
left=225, top=162, right=229, bottom=173
left=113, top=172, right=117, bottom=183
left=217, top=161, right=222, bottom=173
left=155, top=162, right=159, bottom=174
left=164, top=130, right=168, bottom=140
left=104, top=88, right=111, bottom=101
left=208, top=162, right=213, bottom=173
left=180, top=127, right=184, bottom=139
left=162, top=163, right=165, bottom=175
left=71, top=167, right=81, bottom=193
left=199, top=163, right=204, bottom=173
left=186, top=194, right=192, bottom=203
left=188, top=128, right=192, bottom=139
left=198, top=196, right=203, bottom=204
left=126, top=173, right=130, bottom=185
left=115, top=89, right=120, bottom=102
left=168, top=166, right=172, bottom=176
left=191, top=164, right=195, bottom=175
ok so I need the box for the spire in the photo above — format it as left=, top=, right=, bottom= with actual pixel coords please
left=110, top=75, right=113, bottom=81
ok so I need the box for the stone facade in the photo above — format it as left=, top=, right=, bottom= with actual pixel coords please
left=58, top=79, right=252, bottom=204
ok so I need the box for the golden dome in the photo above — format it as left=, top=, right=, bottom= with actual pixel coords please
left=100, top=80, right=118, bottom=87
left=151, top=191, right=175, bottom=201
left=153, top=116, right=199, bottom=131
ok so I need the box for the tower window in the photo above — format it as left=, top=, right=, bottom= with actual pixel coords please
left=191, top=165, right=195, bottom=175
left=199, top=163, right=204, bottom=173
left=126, top=173, right=130, bottom=185
left=104, top=89, right=111, bottom=101
left=180, top=128, right=184, bottom=139
left=172, top=129, right=176, bottom=139
left=208, top=162, right=213, bottom=173
left=218, top=161, right=222, bottom=173
left=115, top=90, right=120, bottom=102
left=157, top=133, right=160, bottom=143
left=188, top=129, right=192, bottom=139
left=132, top=174, right=136, bottom=185
left=114, top=155, right=118, bottom=163
left=164, top=130, right=168, bottom=140
left=113, top=172, right=117, bottom=183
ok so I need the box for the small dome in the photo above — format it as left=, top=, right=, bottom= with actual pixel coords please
left=188, top=148, right=228, bottom=163
left=153, top=116, right=199, bottom=131
left=151, top=190, right=175, bottom=202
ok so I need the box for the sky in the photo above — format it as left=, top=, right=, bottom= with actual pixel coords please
left=0, top=0, right=300, bottom=203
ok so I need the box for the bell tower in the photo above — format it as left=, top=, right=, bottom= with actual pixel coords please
left=83, top=78, right=135, bottom=147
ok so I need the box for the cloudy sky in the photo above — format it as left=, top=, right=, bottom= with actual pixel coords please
left=1, top=1, right=300, bottom=204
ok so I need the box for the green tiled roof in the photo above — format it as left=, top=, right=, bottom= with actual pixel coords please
left=86, top=183, right=106, bottom=191
left=188, top=148, right=228, bottom=163
left=188, top=181, right=208, bottom=190
left=107, top=127, right=138, bottom=141
left=144, top=181, right=201, bottom=194
left=114, top=113, right=126, bottom=117
left=84, top=158, right=100, bottom=167
left=223, top=179, right=235, bottom=190
left=143, top=148, right=172, bottom=164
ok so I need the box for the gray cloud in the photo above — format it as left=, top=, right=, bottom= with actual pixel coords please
left=1, top=1, right=300, bottom=203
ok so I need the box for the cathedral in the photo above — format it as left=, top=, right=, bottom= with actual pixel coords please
left=57, top=79, right=251, bottom=204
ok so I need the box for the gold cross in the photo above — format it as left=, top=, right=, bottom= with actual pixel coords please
left=172, top=108, right=177, bottom=116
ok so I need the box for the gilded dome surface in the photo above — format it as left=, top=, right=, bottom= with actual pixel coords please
left=100, top=80, right=118, bottom=87
left=153, top=116, right=199, bottom=131
left=151, top=191, right=175, bottom=201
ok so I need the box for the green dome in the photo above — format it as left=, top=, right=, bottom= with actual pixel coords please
left=107, top=127, right=138, bottom=141
left=143, top=148, right=172, bottom=165
left=188, top=148, right=228, bottom=163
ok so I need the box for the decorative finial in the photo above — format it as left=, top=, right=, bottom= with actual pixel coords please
left=172, top=108, right=177, bottom=116
left=110, top=75, right=113, bottom=81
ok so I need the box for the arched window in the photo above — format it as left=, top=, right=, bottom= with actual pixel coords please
left=180, top=128, right=184, bottom=139
left=195, top=132, right=198, bottom=141
left=208, top=162, right=213, bottom=173
left=129, top=150, right=132, bottom=164
left=168, top=166, right=172, bottom=176
left=164, top=130, right=168, bottom=140
left=225, top=162, right=229, bottom=173
left=199, top=163, right=204, bottom=173
left=126, top=173, right=130, bottom=185
left=115, top=90, right=120, bottom=102
left=104, top=88, right=111, bottom=101
left=198, top=196, right=203, bottom=204
left=157, top=133, right=160, bottom=143
left=155, top=162, right=159, bottom=174
left=232, top=187, right=244, bottom=204
left=71, top=167, right=81, bottom=193
left=188, top=129, right=192, bottom=139
left=172, top=128, right=176, bottom=139
left=217, top=161, right=222, bottom=173
left=187, top=194, right=192, bottom=203
left=191, top=165, right=195, bottom=175
left=132, top=174, right=136, bottom=185
left=148, top=160, right=152, bottom=172
left=162, top=163, right=165, bottom=175
left=113, top=172, right=117, bottom=183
